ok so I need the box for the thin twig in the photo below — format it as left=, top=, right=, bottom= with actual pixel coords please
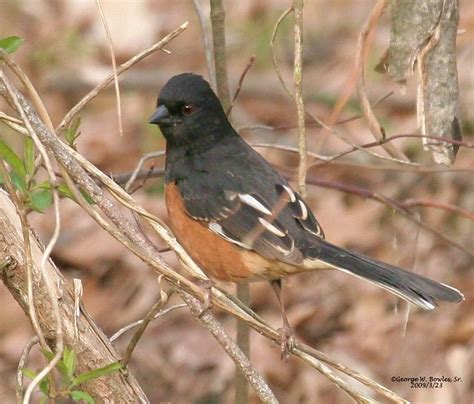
left=56, top=22, right=189, bottom=133
left=235, top=283, right=251, bottom=403
left=192, top=0, right=216, bottom=89
left=129, top=162, right=156, bottom=194
left=356, top=0, right=408, bottom=161
left=96, top=0, right=124, bottom=137
left=209, top=2, right=252, bottom=401
left=113, top=168, right=165, bottom=185
left=110, top=304, right=187, bottom=342
left=310, top=161, right=474, bottom=173
left=296, top=350, right=375, bottom=403
left=271, top=7, right=295, bottom=99
left=0, top=50, right=54, bottom=131
left=295, top=342, right=409, bottom=403
left=0, top=114, right=28, bottom=134
left=366, top=133, right=474, bottom=149
left=122, top=289, right=174, bottom=366
left=0, top=110, right=23, bottom=125
left=401, top=199, right=474, bottom=221
left=238, top=91, right=394, bottom=133
left=210, top=0, right=231, bottom=112
left=293, top=0, right=306, bottom=197
left=179, top=292, right=278, bottom=404
left=227, top=54, right=256, bottom=115
left=124, top=151, right=165, bottom=192
left=16, top=337, right=40, bottom=403
left=301, top=175, right=474, bottom=259
left=313, top=132, right=474, bottom=165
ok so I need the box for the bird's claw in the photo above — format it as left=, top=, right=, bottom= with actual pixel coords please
left=278, top=324, right=295, bottom=361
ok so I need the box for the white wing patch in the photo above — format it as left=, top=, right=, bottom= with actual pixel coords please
left=208, top=221, right=250, bottom=249
left=274, top=237, right=295, bottom=255
left=281, top=185, right=296, bottom=202
left=298, top=200, right=308, bottom=220
left=258, top=217, right=286, bottom=237
left=238, top=193, right=272, bottom=215
left=275, top=183, right=325, bottom=239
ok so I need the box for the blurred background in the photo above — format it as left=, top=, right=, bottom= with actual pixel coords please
left=0, top=0, right=473, bottom=402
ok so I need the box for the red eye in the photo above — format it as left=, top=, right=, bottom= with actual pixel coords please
left=181, top=104, right=195, bottom=115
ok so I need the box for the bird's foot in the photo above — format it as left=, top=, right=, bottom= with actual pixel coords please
left=278, top=324, right=295, bottom=361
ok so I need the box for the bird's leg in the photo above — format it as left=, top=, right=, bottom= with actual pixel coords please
left=271, top=279, right=295, bottom=361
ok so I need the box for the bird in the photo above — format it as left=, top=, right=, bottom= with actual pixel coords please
left=148, top=72, right=464, bottom=346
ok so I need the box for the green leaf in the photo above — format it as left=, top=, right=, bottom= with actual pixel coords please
left=39, top=378, right=49, bottom=395
left=39, top=348, right=72, bottom=382
left=0, top=36, right=23, bottom=54
left=34, top=180, right=52, bottom=190
left=23, top=137, right=35, bottom=177
left=21, top=368, right=38, bottom=380
left=10, top=171, right=27, bottom=192
left=30, top=189, right=52, bottom=211
left=65, top=117, right=81, bottom=147
left=0, top=138, right=26, bottom=177
left=40, top=349, right=55, bottom=361
left=72, top=362, right=122, bottom=387
left=63, top=347, right=77, bottom=381
left=80, top=189, right=95, bottom=205
left=58, top=183, right=74, bottom=199
left=55, top=361, right=70, bottom=381
left=58, top=183, right=95, bottom=204
left=70, top=390, right=95, bottom=403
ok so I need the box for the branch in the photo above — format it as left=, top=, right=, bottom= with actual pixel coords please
left=293, top=0, right=307, bottom=196
left=179, top=292, right=278, bottom=403
left=210, top=0, right=231, bottom=111
left=209, top=2, right=251, bottom=401
left=0, top=190, right=148, bottom=402
left=227, top=54, right=256, bottom=115
left=192, top=0, right=216, bottom=89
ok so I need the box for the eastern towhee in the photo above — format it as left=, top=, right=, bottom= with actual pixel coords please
left=149, top=73, right=463, bottom=329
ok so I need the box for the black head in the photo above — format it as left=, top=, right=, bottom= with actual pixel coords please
left=149, top=73, right=233, bottom=149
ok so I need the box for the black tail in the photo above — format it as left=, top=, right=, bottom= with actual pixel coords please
left=305, top=239, right=464, bottom=310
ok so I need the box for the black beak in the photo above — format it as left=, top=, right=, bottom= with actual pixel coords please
left=149, top=105, right=171, bottom=125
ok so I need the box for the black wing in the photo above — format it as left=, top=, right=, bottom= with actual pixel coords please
left=176, top=173, right=324, bottom=265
